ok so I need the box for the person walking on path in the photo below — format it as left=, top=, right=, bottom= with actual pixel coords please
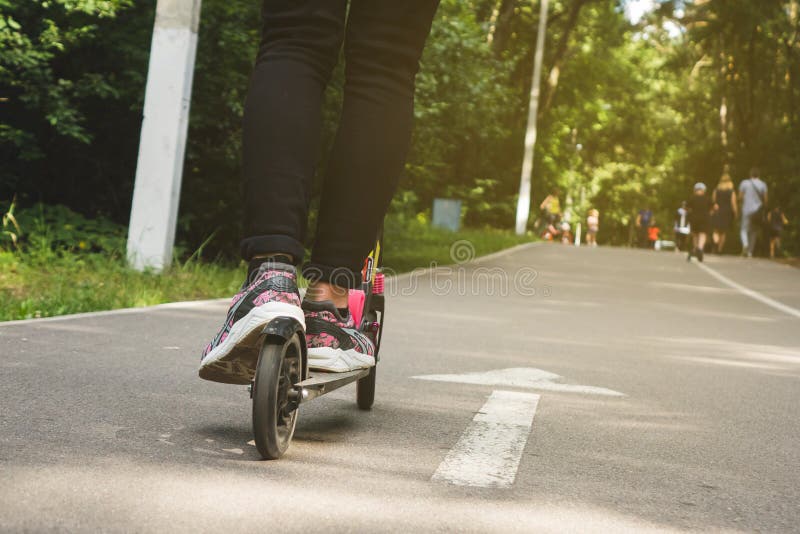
left=767, top=206, right=788, bottom=259
left=635, top=207, right=654, bottom=248
left=711, top=173, right=737, bottom=253
left=586, top=209, right=599, bottom=247
left=648, top=224, right=661, bottom=249
left=199, top=1, right=440, bottom=382
left=739, top=168, right=768, bottom=258
left=687, top=182, right=711, bottom=262
left=674, top=201, right=690, bottom=253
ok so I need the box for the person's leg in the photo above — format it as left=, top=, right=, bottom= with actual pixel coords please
left=240, top=1, right=348, bottom=268
left=200, top=2, right=348, bottom=382
left=771, top=234, right=781, bottom=258
left=740, top=216, right=750, bottom=255
left=697, top=232, right=706, bottom=251
left=718, top=231, right=726, bottom=253
left=303, top=0, right=440, bottom=294
left=747, top=217, right=758, bottom=257
left=301, top=1, right=439, bottom=372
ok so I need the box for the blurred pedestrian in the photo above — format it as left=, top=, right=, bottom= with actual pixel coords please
left=586, top=209, right=599, bottom=247
left=711, top=173, right=737, bottom=253
left=648, top=225, right=660, bottom=249
left=540, top=189, right=562, bottom=225
left=767, top=206, right=788, bottom=259
left=687, top=182, right=711, bottom=262
left=560, top=217, right=572, bottom=245
left=738, top=168, right=768, bottom=258
left=635, top=207, right=654, bottom=248
left=674, top=201, right=690, bottom=252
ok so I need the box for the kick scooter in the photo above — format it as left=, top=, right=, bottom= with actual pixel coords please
left=249, top=236, right=385, bottom=459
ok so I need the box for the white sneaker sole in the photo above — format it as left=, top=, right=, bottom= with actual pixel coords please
left=307, top=346, right=375, bottom=373
left=199, top=302, right=305, bottom=384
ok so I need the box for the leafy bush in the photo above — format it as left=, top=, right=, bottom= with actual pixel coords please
left=4, top=203, right=126, bottom=258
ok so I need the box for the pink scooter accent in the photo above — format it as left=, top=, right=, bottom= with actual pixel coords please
left=348, top=289, right=366, bottom=327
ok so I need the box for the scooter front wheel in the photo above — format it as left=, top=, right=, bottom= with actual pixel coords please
left=252, top=334, right=302, bottom=460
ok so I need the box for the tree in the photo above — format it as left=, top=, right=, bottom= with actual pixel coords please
left=0, top=0, right=153, bottom=217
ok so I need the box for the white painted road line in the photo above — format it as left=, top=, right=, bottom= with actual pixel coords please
left=432, top=390, right=540, bottom=488
left=696, top=262, right=800, bottom=319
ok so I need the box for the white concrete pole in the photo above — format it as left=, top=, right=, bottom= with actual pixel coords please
left=127, top=0, right=202, bottom=271
left=514, top=0, right=549, bottom=235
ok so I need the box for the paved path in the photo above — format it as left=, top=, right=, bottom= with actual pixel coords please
left=1, top=245, right=798, bottom=532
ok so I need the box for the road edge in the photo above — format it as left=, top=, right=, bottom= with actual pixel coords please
left=390, top=241, right=542, bottom=282
left=0, top=241, right=542, bottom=327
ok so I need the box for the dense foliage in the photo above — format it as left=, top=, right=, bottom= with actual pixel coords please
left=2, top=0, right=798, bottom=255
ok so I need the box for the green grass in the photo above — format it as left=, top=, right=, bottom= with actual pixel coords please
left=0, top=251, right=244, bottom=321
left=0, top=209, right=532, bottom=322
left=382, top=217, right=532, bottom=273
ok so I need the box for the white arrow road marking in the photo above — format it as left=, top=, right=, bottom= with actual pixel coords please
left=433, top=390, right=540, bottom=488
left=413, top=367, right=624, bottom=396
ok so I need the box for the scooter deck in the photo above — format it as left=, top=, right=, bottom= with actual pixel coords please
left=294, top=369, right=370, bottom=403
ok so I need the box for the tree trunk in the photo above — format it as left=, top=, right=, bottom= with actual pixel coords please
left=492, top=0, right=517, bottom=55
left=787, top=0, right=799, bottom=128
left=539, top=0, right=589, bottom=117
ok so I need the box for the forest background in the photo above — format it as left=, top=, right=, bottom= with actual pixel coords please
left=2, top=0, right=799, bottom=256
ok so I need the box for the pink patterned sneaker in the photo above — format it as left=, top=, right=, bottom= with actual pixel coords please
left=303, top=300, right=375, bottom=373
left=199, top=261, right=305, bottom=384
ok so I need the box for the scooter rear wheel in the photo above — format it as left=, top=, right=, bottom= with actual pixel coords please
left=356, top=309, right=379, bottom=410
left=356, top=366, right=376, bottom=410
left=252, top=334, right=302, bottom=460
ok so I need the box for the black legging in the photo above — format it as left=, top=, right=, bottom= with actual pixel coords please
left=240, top=0, right=439, bottom=288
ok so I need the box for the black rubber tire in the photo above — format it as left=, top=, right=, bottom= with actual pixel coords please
left=252, top=335, right=302, bottom=460
left=356, top=365, right=376, bottom=410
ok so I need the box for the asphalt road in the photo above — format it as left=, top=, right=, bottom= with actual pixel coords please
left=1, top=244, right=798, bottom=533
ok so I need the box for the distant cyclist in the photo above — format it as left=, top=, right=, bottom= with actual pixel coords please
left=199, top=2, right=439, bottom=381
left=539, top=189, right=562, bottom=225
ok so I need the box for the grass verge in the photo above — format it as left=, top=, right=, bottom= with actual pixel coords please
left=382, top=218, right=531, bottom=273
left=0, top=252, right=243, bottom=321
left=0, top=213, right=532, bottom=322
